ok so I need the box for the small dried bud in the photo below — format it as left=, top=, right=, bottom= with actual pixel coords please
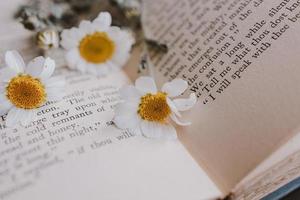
left=37, top=29, right=59, bottom=50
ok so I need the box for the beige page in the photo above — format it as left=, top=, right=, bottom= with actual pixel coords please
left=0, top=1, right=222, bottom=200
left=142, top=0, right=300, bottom=193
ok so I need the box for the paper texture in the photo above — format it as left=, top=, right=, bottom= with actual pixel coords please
left=143, top=0, right=300, bottom=193
left=232, top=150, right=300, bottom=200
left=0, top=69, right=221, bottom=200
left=0, top=1, right=221, bottom=199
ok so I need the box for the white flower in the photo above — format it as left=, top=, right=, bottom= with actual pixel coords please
left=61, top=12, right=134, bottom=76
left=0, top=50, right=65, bottom=127
left=113, top=76, right=197, bottom=139
left=37, top=30, right=59, bottom=50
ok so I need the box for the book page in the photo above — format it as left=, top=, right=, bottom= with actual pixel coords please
left=0, top=68, right=220, bottom=200
left=0, top=1, right=222, bottom=198
left=143, top=0, right=300, bottom=193
left=232, top=132, right=300, bottom=199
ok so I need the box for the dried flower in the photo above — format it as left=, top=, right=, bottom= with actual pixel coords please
left=114, top=76, right=197, bottom=139
left=37, top=29, right=60, bottom=50
left=61, top=12, right=134, bottom=76
left=0, top=51, right=65, bottom=127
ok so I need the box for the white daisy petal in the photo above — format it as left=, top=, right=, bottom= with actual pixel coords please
left=106, top=26, right=121, bottom=40
left=170, top=113, right=191, bottom=126
left=79, top=20, right=94, bottom=34
left=119, top=85, right=141, bottom=102
left=76, top=59, right=88, bottom=73
left=5, top=107, right=21, bottom=127
left=39, top=57, right=55, bottom=79
left=111, top=52, right=130, bottom=67
left=65, top=49, right=80, bottom=69
left=93, top=12, right=112, bottom=30
left=114, top=102, right=138, bottom=116
left=5, top=51, right=25, bottom=73
left=0, top=96, right=12, bottom=116
left=140, top=121, right=177, bottom=139
left=160, top=124, right=177, bottom=140
left=0, top=67, right=17, bottom=83
left=173, top=93, right=197, bottom=111
left=0, top=93, right=8, bottom=103
left=61, top=28, right=83, bottom=49
left=26, top=57, right=55, bottom=79
left=17, top=109, right=34, bottom=126
left=130, top=126, right=142, bottom=136
left=140, top=121, right=163, bottom=138
left=135, top=76, right=157, bottom=94
left=114, top=113, right=140, bottom=130
left=26, top=56, right=45, bottom=77
left=20, top=110, right=35, bottom=126
left=86, top=64, right=99, bottom=75
left=114, top=103, right=140, bottom=129
left=162, top=79, right=188, bottom=97
left=106, top=61, right=119, bottom=71
left=167, top=97, right=181, bottom=117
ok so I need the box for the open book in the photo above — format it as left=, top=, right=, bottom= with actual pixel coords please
left=1, top=0, right=300, bottom=199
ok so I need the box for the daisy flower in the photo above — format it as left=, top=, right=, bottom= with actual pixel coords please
left=0, top=50, right=65, bottom=127
left=113, top=76, right=197, bottom=139
left=61, top=12, right=134, bottom=76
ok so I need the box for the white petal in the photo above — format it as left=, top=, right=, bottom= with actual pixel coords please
left=26, top=57, right=55, bottom=79
left=114, top=113, right=140, bottom=130
left=111, top=52, right=130, bottom=67
left=79, top=20, right=95, bottom=34
left=114, top=103, right=140, bottom=129
left=170, top=113, right=191, bottom=126
left=173, top=93, right=197, bottom=111
left=0, top=67, right=17, bottom=82
left=0, top=96, right=12, bottom=116
left=162, top=79, right=188, bottom=97
left=106, top=61, right=119, bottom=71
left=76, top=59, right=88, bottom=73
left=130, top=126, right=142, bottom=136
left=5, top=51, right=25, bottom=73
left=135, top=76, right=157, bottom=94
left=167, top=98, right=181, bottom=117
left=86, top=64, right=100, bottom=75
left=106, top=26, right=121, bottom=40
left=20, top=110, right=35, bottom=126
left=93, top=12, right=112, bottom=30
left=5, top=107, right=21, bottom=127
left=114, top=102, right=137, bottom=116
left=61, top=28, right=82, bottom=49
left=26, top=56, right=45, bottom=77
left=65, top=49, right=80, bottom=69
left=160, top=124, right=177, bottom=139
left=119, top=85, right=141, bottom=103
left=140, top=121, right=177, bottom=139
left=140, top=121, right=162, bottom=138
left=40, top=57, right=55, bottom=79
left=109, top=31, right=134, bottom=63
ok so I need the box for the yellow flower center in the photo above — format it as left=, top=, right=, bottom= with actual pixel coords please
left=138, top=92, right=171, bottom=123
left=6, top=75, right=46, bottom=109
left=79, top=32, right=115, bottom=64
